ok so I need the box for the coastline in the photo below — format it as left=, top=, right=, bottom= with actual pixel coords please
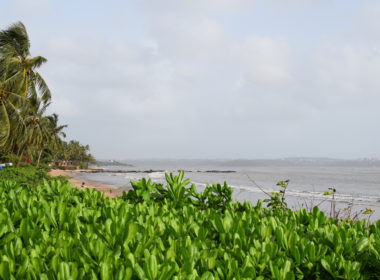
left=49, top=169, right=126, bottom=197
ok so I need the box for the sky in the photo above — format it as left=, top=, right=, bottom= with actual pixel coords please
left=1, top=0, right=380, bottom=159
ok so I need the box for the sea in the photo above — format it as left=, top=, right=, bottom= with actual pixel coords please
left=71, top=158, right=380, bottom=221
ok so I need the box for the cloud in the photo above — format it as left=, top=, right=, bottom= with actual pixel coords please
left=140, top=0, right=252, bottom=13
left=41, top=19, right=380, bottom=158
left=5, top=0, right=380, bottom=158
left=232, top=36, right=292, bottom=85
left=145, top=15, right=226, bottom=61
left=310, top=44, right=380, bottom=105
left=359, top=1, right=380, bottom=39
left=41, top=35, right=188, bottom=124
left=8, top=0, right=51, bottom=17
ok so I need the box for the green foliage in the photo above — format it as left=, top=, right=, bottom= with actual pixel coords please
left=190, top=182, right=233, bottom=211
left=164, top=171, right=192, bottom=205
left=0, top=170, right=378, bottom=280
left=125, top=171, right=233, bottom=210
left=363, top=208, right=374, bottom=215
left=0, top=22, right=93, bottom=167
left=0, top=166, right=53, bottom=187
left=264, top=180, right=289, bottom=210
left=124, top=178, right=160, bottom=203
left=1, top=171, right=380, bottom=279
left=54, top=140, right=95, bottom=165
left=0, top=22, right=52, bottom=150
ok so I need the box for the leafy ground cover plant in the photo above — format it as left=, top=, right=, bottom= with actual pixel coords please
left=0, top=171, right=379, bottom=279
left=263, top=180, right=290, bottom=211
left=0, top=166, right=55, bottom=187
left=124, top=170, right=233, bottom=210
left=189, top=182, right=233, bottom=211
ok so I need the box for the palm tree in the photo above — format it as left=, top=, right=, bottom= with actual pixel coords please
left=5, top=95, right=67, bottom=166
left=0, top=22, right=51, bottom=147
left=0, top=82, right=24, bottom=147
left=38, top=113, right=67, bottom=166
left=16, top=97, right=60, bottom=164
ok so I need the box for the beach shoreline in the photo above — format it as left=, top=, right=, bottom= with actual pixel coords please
left=49, top=169, right=126, bottom=197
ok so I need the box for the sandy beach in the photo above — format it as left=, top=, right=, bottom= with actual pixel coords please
left=49, top=169, right=126, bottom=197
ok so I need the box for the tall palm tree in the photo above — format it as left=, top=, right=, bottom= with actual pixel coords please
left=17, top=97, right=51, bottom=163
left=38, top=113, right=67, bottom=166
left=6, top=96, right=67, bottom=166
left=0, top=82, right=24, bottom=147
left=0, top=22, right=51, bottom=147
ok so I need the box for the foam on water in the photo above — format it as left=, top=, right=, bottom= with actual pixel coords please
left=149, top=172, right=166, bottom=180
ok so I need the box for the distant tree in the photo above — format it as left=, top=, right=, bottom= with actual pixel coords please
left=56, top=140, right=95, bottom=165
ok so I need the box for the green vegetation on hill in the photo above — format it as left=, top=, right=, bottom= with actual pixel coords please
left=0, top=168, right=379, bottom=279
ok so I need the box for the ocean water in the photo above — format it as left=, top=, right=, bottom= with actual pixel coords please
left=72, top=159, right=380, bottom=220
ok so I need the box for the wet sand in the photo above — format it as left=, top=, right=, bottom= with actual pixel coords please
left=49, top=169, right=126, bottom=197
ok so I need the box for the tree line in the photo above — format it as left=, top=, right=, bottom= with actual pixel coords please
left=0, top=22, right=94, bottom=167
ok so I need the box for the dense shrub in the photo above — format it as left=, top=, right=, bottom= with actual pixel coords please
left=0, top=167, right=52, bottom=187
left=124, top=170, right=233, bottom=211
left=0, top=171, right=379, bottom=279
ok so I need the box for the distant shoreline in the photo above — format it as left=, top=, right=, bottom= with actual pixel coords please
left=49, top=169, right=126, bottom=197
left=82, top=168, right=236, bottom=174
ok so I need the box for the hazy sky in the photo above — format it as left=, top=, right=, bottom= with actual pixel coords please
left=1, top=0, right=380, bottom=159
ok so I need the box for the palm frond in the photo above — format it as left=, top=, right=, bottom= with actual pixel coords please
left=29, top=56, right=48, bottom=69
left=0, top=103, right=10, bottom=146
left=2, top=71, right=26, bottom=95
left=34, top=72, right=51, bottom=102
left=7, top=91, right=26, bottom=107
left=0, top=21, right=30, bottom=58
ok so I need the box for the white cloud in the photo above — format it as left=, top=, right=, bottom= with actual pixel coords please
left=232, top=36, right=292, bottom=85
left=9, top=0, right=51, bottom=16
left=141, top=0, right=252, bottom=13
left=5, top=1, right=380, bottom=158
left=41, top=35, right=187, bottom=122
left=312, top=45, right=380, bottom=103
left=48, top=95, right=80, bottom=118
left=360, top=1, right=380, bottom=37
left=147, top=16, right=226, bottom=61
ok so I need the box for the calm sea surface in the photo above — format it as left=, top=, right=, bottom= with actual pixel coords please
left=71, top=159, right=380, bottom=220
